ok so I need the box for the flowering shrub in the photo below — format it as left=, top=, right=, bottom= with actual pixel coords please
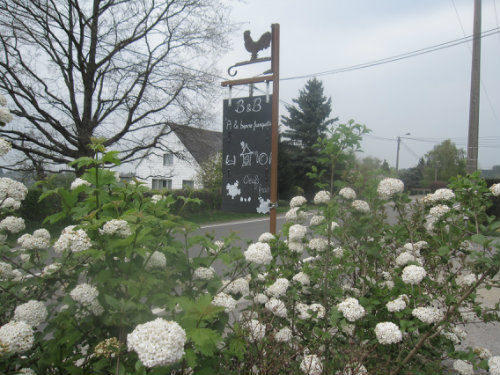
left=0, top=125, right=499, bottom=374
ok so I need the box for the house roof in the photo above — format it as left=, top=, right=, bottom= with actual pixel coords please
left=170, top=125, right=222, bottom=165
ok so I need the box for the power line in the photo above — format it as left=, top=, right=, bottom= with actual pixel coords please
left=281, top=27, right=500, bottom=81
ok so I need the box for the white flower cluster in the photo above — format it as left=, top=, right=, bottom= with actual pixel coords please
left=339, top=187, right=356, bottom=200
left=42, top=262, right=62, bottom=277
left=473, top=346, right=492, bottom=360
left=274, top=326, right=292, bottom=343
left=14, top=300, right=48, bottom=327
left=258, top=232, right=275, bottom=243
left=266, top=278, right=289, bottom=297
left=0, top=320, right=34, bottom=354
left=127, top=318, right=186, bottom=368
left=352, top=200, right=370, bottom=213
left=401, top=265, right=427, bottom=285
left=289, top=224, right=307, bottom=241
left=332, top=246, right=344, bottom=258
left=242, top=319, right=266, bottom=342
left=285, top=207, right=307, bottom=222
left=0, top=177, right=28, bottom=203
left=0, top=137, right=12, bottom=157
left=265, top=297, right=287, bottom=318
left=290, top=195, right=307, bottom=208
left=374, top=322, right=403, bottom=344
left=489, top=356, right=500, bottom=375
left=53, top=225, right=92, bottom=253
left=144, top=251, right=166, bottom=270
left=395, top=251, right=416, bottom=266
left=490, top=184, right=500, bottom=197
left=0, top=94, right=6, bottom=107
left=208, top=240, right=224, bottom=255
left=16, top=368, right=36, bottom=375
left=70, top=283, right=104, bottom=316
left=212, top=292, right=237, bottom=312
left=441, top=326, right=467, bottom=344
left=386, top=295, right=408, bottom=312
left=99, top=219, right=132, bottom=238
left=0, top=261, right=14, bottom=280
left=429, top=204, right=450, bottom=219
left=293, top=271, right=310, bottom=286
left=254, top=293, right=269, bottom=304
left=342, top=363, right=368, bottom=375
left=222, top=277, right=249, bottom=295
left=288, top=241, right=305, bottom=253
left=193, top=266, right=215, bottom=280
left=308, top=238, right=328, bottom=251
left=458, top=273, right=478, bottom=286
left=70, top=178, right=91, bottom=190
left=423, top=188, right=455, bottom=203
left=151, top=194, right=164, bottom=204
left=300, top=354, right=323, bottom=375
left=377, top=178, right=404, bottom=199
left=244, top=242, right=272, bottom=265
left=403, top=241, right=428, bottom=256
left=309, top=215, right=325, bottom=226
left=0, top=107, right=13, bottom=124
left=17, top=229, right=51, bottom=250
left=412, top=306, right=443, bottom=324
left=0, top=216, right=25, bottom=233
left=313, top=190, right=331, bottom=205
left=337, top=297, right=365, bottom=322
left=453, top=360, right=474, bottom=375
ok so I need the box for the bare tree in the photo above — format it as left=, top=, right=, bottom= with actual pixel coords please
left=0, top=0, right=230, bottom=175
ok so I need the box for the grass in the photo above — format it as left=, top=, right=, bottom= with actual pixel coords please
left=181, top=205, right=289, bottom=225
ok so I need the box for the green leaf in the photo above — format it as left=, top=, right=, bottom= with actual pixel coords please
left=438, top=246, right=450, bottom=256
left=187, top=327, right=221, bottom=356
left=471, top=234, right=489, bottom=246
left=227, top=337, right=246, bottom=360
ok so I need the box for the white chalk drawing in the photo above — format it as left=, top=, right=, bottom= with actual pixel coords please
left=256, top=197, right=271, bottom=214
left=257, top=152, right=268, bottom=165
left=240, top=141, right=253, bottom=167
left=226, top=180, right=241, bottom=199
left=239, top=196, right=252, bottom=203
left=225, top=154, right=236, bottom=166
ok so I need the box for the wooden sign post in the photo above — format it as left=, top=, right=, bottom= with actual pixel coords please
left=221, top=23, right=280, bottom=234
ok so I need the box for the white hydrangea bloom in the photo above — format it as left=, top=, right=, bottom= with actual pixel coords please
left=70, top=178, right=91, bottom=190
left=16, top=368, right=37, bottom=375
left=0, top=216, right=25, bottom=233
left=0, top=137, right=12, bottom=157
left=432, top=188, right=455, bottom=201
left=127, top=318, right=186, bottom=368
left=473, top=346, right=491, bottom=360
left=309, top=303, right=325, bottom=319
left=14, top=300, right=48, bottom=327
left=265, top=298, right=287, bottom=318
left=337, top=297, right=365, bottom=322
left=289, top=224, right=307, bottom=241
left=0, top=94, right=6, bottom=106
left=293, top=272, right=310, bottom=286
left=222, top=277, right=249, bottom=295
left=17, top=230, right=51, bottom=250
left=193, top=267, right=215, bottom=280
left=339, top=187, right=356, bottom=200
left=412, top=306, right=443, bottom=324
left=71, top=283, right=99, bottom=305
left=290, top=195, right=307, bottom=208
left=258, top=232, right=275, bottom=243
left=244, top=242, right=272, bottom=265
left=329, top=221, right=340, bottom=231
left=99, top=219, right=132, bottom=238
left=265, top=278, right=289, bottom=297
left=254, top=293, right=269, bottom=304
left=377, top=178, right=404, bottom=199
left=453, top=360, right=473, bottom=375
left=151, top=194, right=164, bottom=204
left=374, top=322, right=403, bottom=344
left=386, top=295, right=408, bottom=312
left=309, top=215, right=325, bottom=226
left=212, top=292, right=237, bottom=313
left=296, top=303, right=312, bottom=319
left=488, top=356, right=500, bottom=375
left=274, top=326, right=292, bottom=343
left=395, top=251, right=416, bottom=266
left=288, top=241, right=305, bottom=253
left=208, top=240, right=225, bottom=255
left=53, top=225, right=92, bottom=253
left=490, top=184, right=500, bottom=197
left=352, top=200, right=370, bottom=213
left=458, top=273, right=478, bottom=286
left=0, top=107, right=13, bottom=124
left=332, top=247, right=344, bottom=258
left=0, top=261, right=14, bottom=280
left=0, top=321, right=34, bottom=354
left=300, top=354, right=323, bottom=375
left=0, top=197, right=21, bottom=210
left=285, top=207, right=307, bottom=222
left=242, top=319, right=266, bottom=342
left=0, top=177, right=28, bottom=202
left=429, top=204, right=450, bottom=218
left=401, top=265, right=427, bottom=285
left=144, top=251, right=166, bottom=270
left=308, top=238, right=328, bottom=251
left=313, top=190, right=331, bottom=205
left=342, top=363, right=368, bottom=375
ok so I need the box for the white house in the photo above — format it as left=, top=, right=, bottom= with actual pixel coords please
left=117, top=125, right=222, bottom=190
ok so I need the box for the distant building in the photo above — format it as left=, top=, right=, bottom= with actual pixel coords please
left=117, top=125, right=222, bottom=190
left=481, top=165, right=500, bottom=179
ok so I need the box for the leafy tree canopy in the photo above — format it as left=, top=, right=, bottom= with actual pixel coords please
left=423, top=139, right=466, bottom=186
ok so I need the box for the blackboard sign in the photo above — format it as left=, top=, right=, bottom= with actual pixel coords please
left=222, top=95, right=272, bottom=213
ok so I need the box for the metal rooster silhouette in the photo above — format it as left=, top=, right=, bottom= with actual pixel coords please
left=244, top=30, right=272, bottom=60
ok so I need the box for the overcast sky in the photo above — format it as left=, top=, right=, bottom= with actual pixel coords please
left=216, top=0, right=500, bottom=170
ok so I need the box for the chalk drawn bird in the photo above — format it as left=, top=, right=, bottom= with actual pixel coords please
left=244, top=30, right=272, bottom=60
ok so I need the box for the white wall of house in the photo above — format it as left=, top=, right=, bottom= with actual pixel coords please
left=117, top=132, right=202, bottom=190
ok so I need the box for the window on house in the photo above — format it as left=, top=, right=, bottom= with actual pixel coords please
left=163, top=153, right=174, bottom=166
left=152, top=179, right=172, bottom=190
left=182, top=180, right=194, bottom=189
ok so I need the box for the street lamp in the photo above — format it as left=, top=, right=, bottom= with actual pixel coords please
left=396, top=133, right=411, bottom=173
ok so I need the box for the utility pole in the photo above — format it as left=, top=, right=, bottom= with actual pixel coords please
left=395, top=133, right=410, bottom=173
left=466, top=0, right=481, bottom=174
